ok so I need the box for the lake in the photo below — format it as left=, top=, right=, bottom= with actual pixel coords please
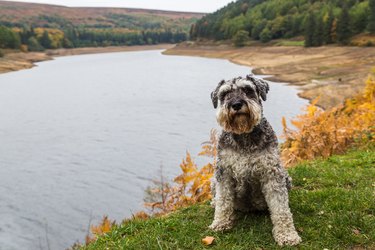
left=0, top=50, right=308, bottom=250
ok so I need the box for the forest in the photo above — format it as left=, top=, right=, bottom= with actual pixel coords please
left=0, top=26, right=188, bottom=52
left=190, top=0, right=375, bottom=47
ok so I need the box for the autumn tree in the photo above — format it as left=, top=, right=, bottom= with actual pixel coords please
left=324, top=10, right=335, bottom=44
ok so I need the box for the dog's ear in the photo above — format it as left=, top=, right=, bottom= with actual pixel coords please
left=246, top=74, right=269, bottom=101
left=211, top=80, right=225, bottom=109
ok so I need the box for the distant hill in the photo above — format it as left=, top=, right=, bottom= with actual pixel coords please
left=190, top=0, right=375, bottom=47
left=0, top=1, right=205, bottom=50
left=0, top=1, right=204, bottom=31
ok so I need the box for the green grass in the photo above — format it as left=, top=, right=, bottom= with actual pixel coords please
left=275, top=40, right=305, bottom=46
left=83, top=147, right=375, bottom=250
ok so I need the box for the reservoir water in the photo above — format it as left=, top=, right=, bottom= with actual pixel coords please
left=0, top=50, right=308, bottom=249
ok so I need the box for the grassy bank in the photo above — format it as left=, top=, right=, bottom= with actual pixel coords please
left=164, top=42, right=375, bottom=109
left=81, top=146, right=375, bottom=250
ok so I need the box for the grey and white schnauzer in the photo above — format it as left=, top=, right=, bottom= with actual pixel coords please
left=209, top=75, right=301, bottom=246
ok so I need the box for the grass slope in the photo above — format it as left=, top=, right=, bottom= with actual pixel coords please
left=83, top=147, right=375, bottom=249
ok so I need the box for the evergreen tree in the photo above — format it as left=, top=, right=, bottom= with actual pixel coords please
left=27, top=36, right=44, bottom=51
left=39, top=30, right=52, bottom=49
left=368, top=0, right=375, bottom=33
left=313, top=15, right=324, bottom=46
left=336, top=5, right=351, bottom=45
left=304, top=13, right=315, bottom=47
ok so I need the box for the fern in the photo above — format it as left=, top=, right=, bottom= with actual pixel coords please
left=281, top=73, right=375, bottom=166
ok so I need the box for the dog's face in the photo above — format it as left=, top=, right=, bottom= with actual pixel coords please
left=211, top=75, right=269, bottom=134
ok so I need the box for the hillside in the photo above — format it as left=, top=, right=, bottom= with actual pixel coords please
left=0, top=1, right=203, bottom=31
left=79, top=146, right=375, bottom=249
left=0, top=1, right=204, bottom=50
left=190, top=0, right=375, bottom=46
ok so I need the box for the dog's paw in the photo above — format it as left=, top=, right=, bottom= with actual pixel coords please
left=208, top=220, right=233, bottom=232
left=273, top=229, right=302, bottom=246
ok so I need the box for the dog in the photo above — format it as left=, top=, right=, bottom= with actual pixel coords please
left=209, top=75, right=301, bottom=246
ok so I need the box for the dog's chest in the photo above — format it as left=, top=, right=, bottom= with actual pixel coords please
left=219, top=148, right=265, bottom=180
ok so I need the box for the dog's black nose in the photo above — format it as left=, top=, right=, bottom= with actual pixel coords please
left=232, top=102, right=243, bottom=111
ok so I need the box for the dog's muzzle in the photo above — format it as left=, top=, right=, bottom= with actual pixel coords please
left=217, top=99, right=261, bottom=134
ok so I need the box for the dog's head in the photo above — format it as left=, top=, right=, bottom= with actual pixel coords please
left=211, top=75, right=269, bottom=134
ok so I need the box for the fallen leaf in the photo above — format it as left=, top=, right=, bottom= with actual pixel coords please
left=202, top=236, right=215, bottom=245
left=352, top=228, right=361, bottom=235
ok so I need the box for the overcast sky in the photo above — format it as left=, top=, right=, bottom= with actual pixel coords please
left=8, top=0, right=235, bottom=12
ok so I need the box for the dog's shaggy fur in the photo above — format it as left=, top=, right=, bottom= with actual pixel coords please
left=209, top=75, right=301, bottom=246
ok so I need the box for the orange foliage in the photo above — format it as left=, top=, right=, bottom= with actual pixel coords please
left=144, top=129, right=217, bottom=214
left=281, top=73, right=375, bottom=166
left=85, top=216, right=115, bottom=244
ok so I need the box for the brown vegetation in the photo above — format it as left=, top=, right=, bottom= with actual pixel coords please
left=0, top=1, right=204, bottom=26
left=281, top=72, right=375, bottom=166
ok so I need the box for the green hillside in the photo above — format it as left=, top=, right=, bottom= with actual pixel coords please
left=79, top=146, right=375, bottom=249
left=190, top=0, right=375, bottom=47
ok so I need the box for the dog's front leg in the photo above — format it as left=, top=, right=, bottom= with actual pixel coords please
left=209, top=170, right=235, bottom=231
left=262, top=175, right=301, bottom=246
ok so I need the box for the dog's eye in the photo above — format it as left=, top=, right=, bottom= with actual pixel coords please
left=219, top=91, right=229, bottom=101
left=243, top=87, right=254, bottom=95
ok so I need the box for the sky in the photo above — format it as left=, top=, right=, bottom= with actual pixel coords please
left=9, top=0, right=235, bottom=12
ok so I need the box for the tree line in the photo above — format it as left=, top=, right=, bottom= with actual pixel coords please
left=0, top=26, right=188, bottom=53
left=190, top=0, right=375, bottom=47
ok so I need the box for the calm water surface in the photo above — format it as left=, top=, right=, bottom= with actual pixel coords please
left=0, top=50, right=308, bottom=250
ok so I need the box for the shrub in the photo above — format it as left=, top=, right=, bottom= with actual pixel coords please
left=281, top=72, right=375, bottom=166
left=233, top=30, right=249, bottom=47
left=260, top=27, right=272, bottom=43
left=19, top=44, right=28, bottom=52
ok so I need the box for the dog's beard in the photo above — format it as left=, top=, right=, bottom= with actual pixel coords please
left=216, top=100, right=261, bottom=134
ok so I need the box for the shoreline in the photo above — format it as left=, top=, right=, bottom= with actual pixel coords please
left=0, top=44, right=174, bottom=75
left=2, top=42, right=374, bottom=109
left=164, top=42, right=375, bottom=109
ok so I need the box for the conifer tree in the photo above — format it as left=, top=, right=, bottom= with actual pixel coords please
left=368, top=0, right=375, bottom=33
left=40, top=30, right=52, bottom=49
left=304, top=13, right=315, bottom=47
left=313, top=15, right=324, bottom=46
left=336, top=5, right=351, bottom=45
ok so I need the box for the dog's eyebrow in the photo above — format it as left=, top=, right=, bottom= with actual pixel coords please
left=236, top=79, right=255, bottom=89
left=218, top=84, right=232, bottom=94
